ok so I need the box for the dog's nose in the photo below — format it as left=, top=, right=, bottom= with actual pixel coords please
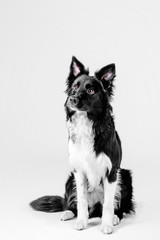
left=70, top=97, right=79, bottom=105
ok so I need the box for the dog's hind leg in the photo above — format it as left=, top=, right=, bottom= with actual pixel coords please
left=60, top=210, right=75, bottom=221
left=113, top=214, right=120, bottom=226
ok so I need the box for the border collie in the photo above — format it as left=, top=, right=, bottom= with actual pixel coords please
left=30, top=57, right=134, bottom=234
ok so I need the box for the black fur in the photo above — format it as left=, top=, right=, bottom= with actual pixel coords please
left=30, top=195, right=65, bottom=213
left=65, top=57, right=121, bottom=183
left=95, top=63, right=116, bottom=99
left=30, top=169, right=135, bottom=219
left=30, top=56, right=135, bottom=225
left=66, top=56, right=89, bottom=93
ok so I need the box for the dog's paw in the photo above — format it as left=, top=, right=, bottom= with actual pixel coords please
left=75, top=219, right=88, bottom=230
left=101, top=223, right=113, bottom=234
left=60, top=210, right=75, bottom=221
left=113, top=215, right=120, bottom=226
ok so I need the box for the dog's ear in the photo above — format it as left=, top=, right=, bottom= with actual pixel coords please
left=95, top=64, right=116, bottom=96
left=71, top=56, right=86, bottom=77
left=95, top=63, right=116, bottom=82
left=66, top=56, right=89, bottom=92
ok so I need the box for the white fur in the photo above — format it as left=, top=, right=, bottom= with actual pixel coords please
left=87, top=185, right=104, bottom=207
left=74, top=171, right=88, bottom=230
left=113, top=215, right=120, bottom=226
left=87, top=171, right=121, bottom=210
left=67, top=112, right=112, bottom=189
left=61, top=210, right=75, bottom=221
left=67, top=111, right=117, bottom=233
left=102, top=179, right=117, bottom=234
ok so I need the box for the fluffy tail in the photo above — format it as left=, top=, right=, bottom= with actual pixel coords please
left=119, top=169, right=135, bottom=216
left=30, top=195, right=66, bottom=213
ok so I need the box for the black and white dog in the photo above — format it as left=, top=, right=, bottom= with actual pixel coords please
left=30, top=57, right=134, bottom=234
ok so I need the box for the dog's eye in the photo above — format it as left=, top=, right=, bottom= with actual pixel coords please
left=73, top=85, right=78, bottom=91
left=87, top=89, right=95, bottom=95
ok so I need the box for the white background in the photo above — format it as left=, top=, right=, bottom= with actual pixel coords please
left=0, top=0, right=160, bottom=239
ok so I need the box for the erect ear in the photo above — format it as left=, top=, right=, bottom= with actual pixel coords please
left=71, top=56, right=85, bottom=76
left=95, top=64, right=116, bottom=82
left=95, top=64, right=116, bottom=97
left=66, top=56, right=89, bottom=92
left=69, top=56, right=88, bottom=77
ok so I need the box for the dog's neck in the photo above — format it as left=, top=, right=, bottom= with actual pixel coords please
left=67, top=107, right=115, bottom=138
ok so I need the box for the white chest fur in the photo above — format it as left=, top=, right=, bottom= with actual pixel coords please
left=67, top=112, right=112, bottom=189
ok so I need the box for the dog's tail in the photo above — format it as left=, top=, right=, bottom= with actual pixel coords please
left=30, top=195, right=66, bottom=213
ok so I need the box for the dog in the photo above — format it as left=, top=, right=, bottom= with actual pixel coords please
left=30, top=57, right=134, bottom=234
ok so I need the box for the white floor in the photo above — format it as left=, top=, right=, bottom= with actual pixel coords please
left=1, top=156, right=160, bottom=240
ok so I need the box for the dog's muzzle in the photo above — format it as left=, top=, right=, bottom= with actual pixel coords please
left=68, top=96, right=85, bottom=110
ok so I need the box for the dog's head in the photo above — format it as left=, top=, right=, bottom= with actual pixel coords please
left=65, top=56, right=116, bottom=117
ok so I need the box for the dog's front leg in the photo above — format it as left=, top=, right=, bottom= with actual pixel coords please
left=74, top=171, right=88, bottom=230
left=101, top=177, right=117, bottom=234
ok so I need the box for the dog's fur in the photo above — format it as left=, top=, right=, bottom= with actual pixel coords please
left=30, top=57, right=135, bottom=234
